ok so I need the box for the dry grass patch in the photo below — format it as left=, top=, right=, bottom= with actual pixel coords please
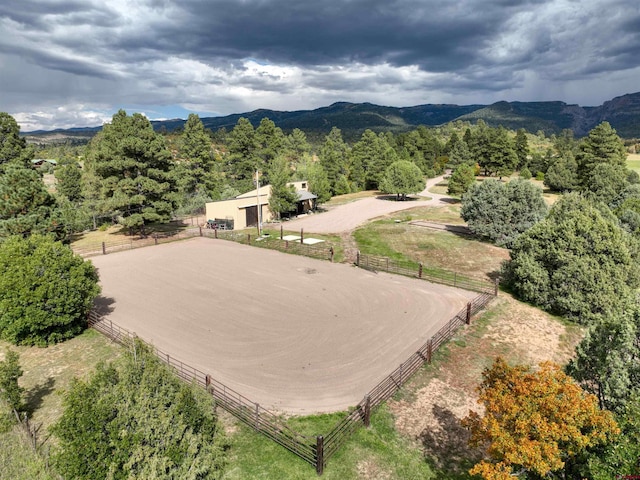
left=387, top=293, right=584, bottom=477
left=356, top=217, right=508, bottom=281
left=324, top=190, right=381, bottom=207
left=0, top=329, right=122, bottom=434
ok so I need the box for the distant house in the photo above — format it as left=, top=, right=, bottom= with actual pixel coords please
left=205, top=180, right=317, bottom=230
left=31, top=158, right=58, bottom=167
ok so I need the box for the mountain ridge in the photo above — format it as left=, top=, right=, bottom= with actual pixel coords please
left=23, top=92, right=640, bottom=142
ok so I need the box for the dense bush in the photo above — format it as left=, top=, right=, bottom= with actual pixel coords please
left=502, top=194, right=640, bottom=324
left=52, top=343, right=227, bottom=479
left=0, top=235, right=100, bottom=346
left=461, top=178, right=547, bottom=248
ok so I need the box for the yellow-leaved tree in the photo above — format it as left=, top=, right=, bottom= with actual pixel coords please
left=462, top=357, right=619, bottom=480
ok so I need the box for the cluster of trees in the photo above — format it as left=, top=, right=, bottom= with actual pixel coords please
left=462, top=122, right=640, bottom=478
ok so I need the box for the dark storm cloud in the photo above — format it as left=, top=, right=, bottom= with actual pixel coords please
left=2, top=0, right=640, bottom=130
left=127, top=0, right=515, bottom=71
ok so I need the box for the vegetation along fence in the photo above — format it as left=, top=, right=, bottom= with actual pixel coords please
left=356, top=252, right=497, bottom=295
left=87, top=288, right=495, bottom=474
left=87, top=311, right=319, bottom=468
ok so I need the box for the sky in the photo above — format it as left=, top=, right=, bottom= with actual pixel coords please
left=1, top=0, right=639, bottom=132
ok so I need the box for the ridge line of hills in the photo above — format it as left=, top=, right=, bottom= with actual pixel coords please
left=24, top=91, right=640, bottom=142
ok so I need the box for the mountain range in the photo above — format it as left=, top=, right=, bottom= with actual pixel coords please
left=25, top=92, right=640, bottom=143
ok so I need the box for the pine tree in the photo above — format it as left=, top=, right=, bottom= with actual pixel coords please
left=576, top=122, right=627, bottom=186
left=177, top=113, right=220, bottom=199
left=0, top=112, right=33, bottom=170
left=319, top=127, right=349, bottom=195
left=0, top=164, right=65, bottom=239
left=89, top=110, right=176, bottom=234
left=514, top=128, right=530, bottom=169
left=226, top=117, right=259, bottom=192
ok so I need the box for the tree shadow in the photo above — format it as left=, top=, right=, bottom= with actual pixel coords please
left=420, top=405, right=484, bottom=479
left=93, top=295, right=116, bottom=315
left=375, top=194, right=422, bottom=202
left=23, top=377, right=55, bottom=417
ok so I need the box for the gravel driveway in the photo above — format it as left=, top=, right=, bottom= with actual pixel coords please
left=283, top=175, right=451, bottom=234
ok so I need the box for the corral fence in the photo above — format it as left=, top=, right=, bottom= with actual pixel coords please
left=73, top=225, right=336, bottom=262
left=87, top=289, right=495, bottom=474
left=356, top=252, right=497, bottom=295
left=87, top=311, right=319, bottom=468
left=78, top=224, right=497, bottom=474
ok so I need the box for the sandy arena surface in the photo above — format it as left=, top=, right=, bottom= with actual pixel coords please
left=91, top=237, right=475, bottom=414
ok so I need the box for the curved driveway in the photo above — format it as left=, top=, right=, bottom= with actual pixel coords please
left=284, top=175, right=451, bottom=234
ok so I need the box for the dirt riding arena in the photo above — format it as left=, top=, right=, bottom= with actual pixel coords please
left=91, top=237, right=476, bottom=414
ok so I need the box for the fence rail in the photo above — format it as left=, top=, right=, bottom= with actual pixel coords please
left=319, top=290, right=495, bottom=466
left=357, top=252, right=496, bottom=294
left=86, top=311, right=317, bottom=467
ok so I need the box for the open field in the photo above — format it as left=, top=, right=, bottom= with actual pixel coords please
left=91, top=237, right=476, bottom=414
left=354, top=208, right=509, bottom=281
left=628, top=153, right=640, bottom=173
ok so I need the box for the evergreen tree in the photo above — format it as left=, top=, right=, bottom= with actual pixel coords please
left=295, top=157, right=331, bottom=205
left=447, top=163, right=476, bottom=196
left=544, top=153, right=579, bottom=192
left=583, top=163, right=629, bottom=205
left=54, top=158, right=83, bottom=202
left=267, top=156, right=298, bottom=219
left=226, top=117, right=259, bottom=192
left=0, top=164, right=65, bottom=239
left=0, top=349, right=23, bottom=411
left=448, top=139, right=473, bottom=166
left=319, top=127, right=349, bottom=195
left=52, top=344, right=227, bottom=479
left=89, top=110, right=176, bottom=234
left=0, top=112, right=32, bottom=170
left=349, top=129, right=391, bottom=190
left=576, top=122, right=627, bottom=186
left=514, top=128, right=530, bottom=169
left=503, top=193, right=640, bottom=324
left=177, top=113, right=220, bottom=199
left=255, top=118, right=286, bottom=181
left=461, top=178, right=547, bottom=248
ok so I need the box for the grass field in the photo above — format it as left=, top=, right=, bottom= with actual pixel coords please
left=354, top=207, right=509, bottom=281
left=627, top=153, right=640, bottom=174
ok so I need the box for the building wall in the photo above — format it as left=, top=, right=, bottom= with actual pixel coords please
left=205, top=181, right=309, bottom=230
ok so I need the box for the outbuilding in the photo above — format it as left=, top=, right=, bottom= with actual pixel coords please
left=205, top=180, right=316, bottom=230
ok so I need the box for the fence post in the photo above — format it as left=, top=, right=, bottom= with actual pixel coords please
left=356, top=250, right=360, bottom=267
left=399, top=363, right=403, bottom=384
left=154, top=233, right=158, bottom=245
left=427, top=339, right=433, bottom=364
left=247, top=233, right=251, bottom=244
left=466, top=302, right=472, bottom=324
left=102, top=242, right=106, bottom=255
left=301, top=228, right=304, bottom=244
left=255, top=403, right=260, bottom=431
left=330, top=247, right=334, bottom=263
left=280, top=224, right=283, bottom=240
left=214, top=227, right=218, bottom=239
left=285, top=240, right=289, bottom=249
left=454, top=272, right=457, bottom=287
left=494, top=278, right=499, bottom=296
left=316, top=435, right=324, bottom=476
left=364, top=395, right=371, bottom=428
left=386, top=257, right=389, bottom=271
left=418, top=263, right=423, bottom=279
left=199, top=226, right=203, bottom=236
